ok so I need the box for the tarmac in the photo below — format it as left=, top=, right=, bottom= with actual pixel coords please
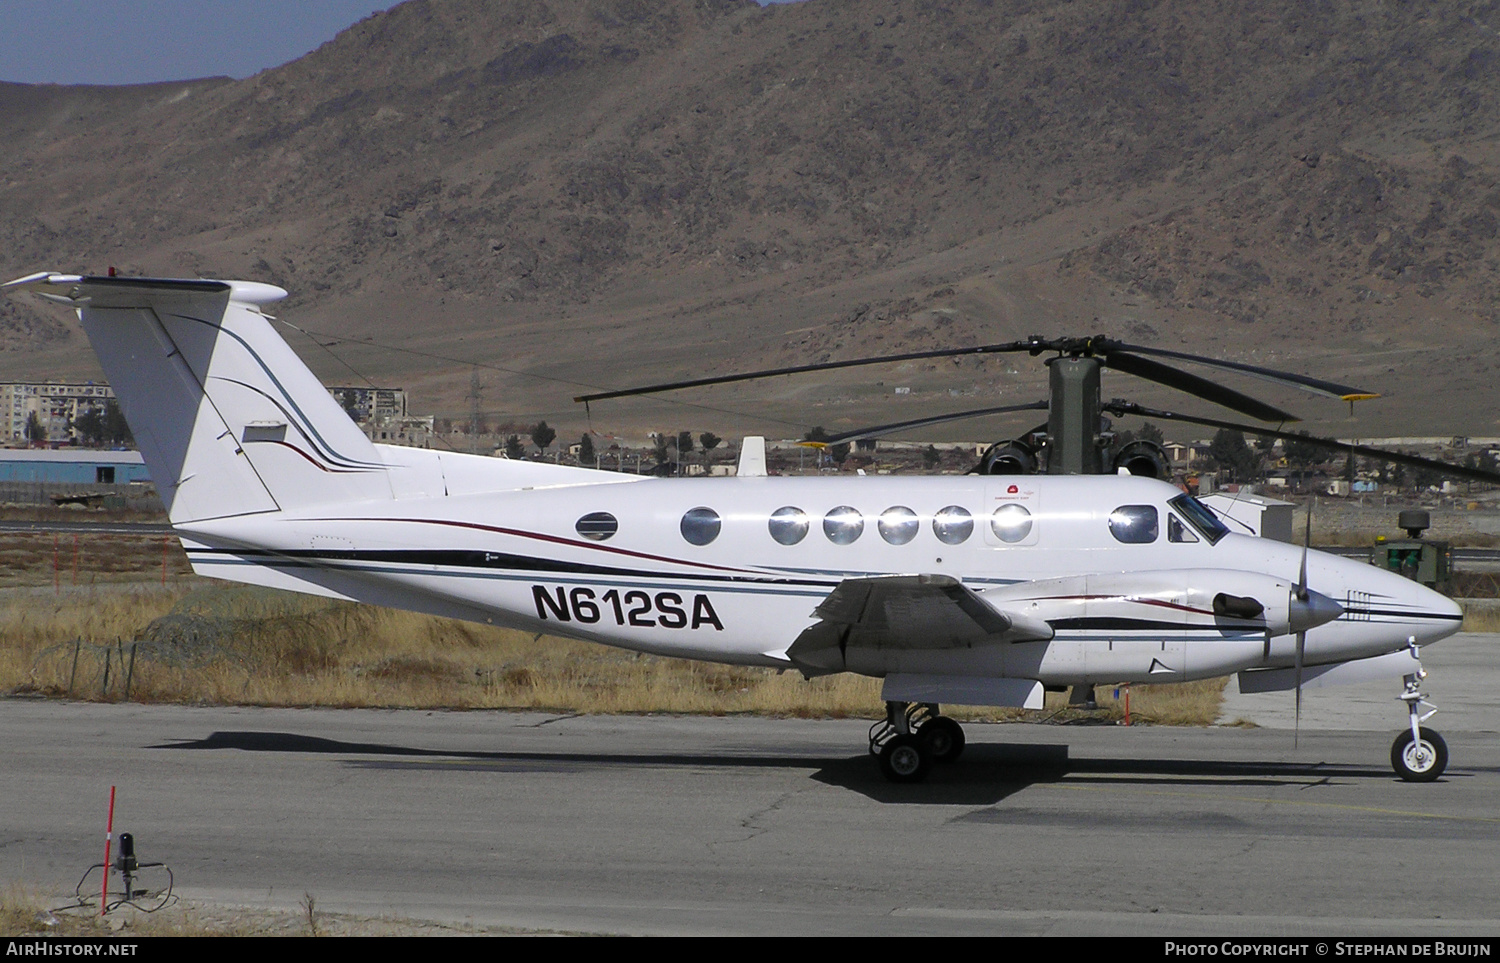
left=3, top=635, right=1498, bottom=937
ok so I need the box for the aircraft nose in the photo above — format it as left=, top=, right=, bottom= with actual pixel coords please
left=1379, top=567, right=1464, bottom=646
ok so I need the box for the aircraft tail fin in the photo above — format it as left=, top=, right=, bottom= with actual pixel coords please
left=3, top=273, right=394, bottom=524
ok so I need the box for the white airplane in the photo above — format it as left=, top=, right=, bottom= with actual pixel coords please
left=4, top=272, right=1465, bottom=782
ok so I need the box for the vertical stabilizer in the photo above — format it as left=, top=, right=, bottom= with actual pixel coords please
left=4, top=274, right=393, bottom=523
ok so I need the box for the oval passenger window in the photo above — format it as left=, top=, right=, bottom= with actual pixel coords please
left=680, top=507, right=722, bottom=546
left=990, top=504, right=1033, bottom=543
left=878, top=506, right=919, bottom=545
left=932, top=506, right=974, bottom=545
left=768, top=507, right=810, bottom=545
left=823, top=506, right=864, bottom=545
left=575, top=512, right=618, bottom=541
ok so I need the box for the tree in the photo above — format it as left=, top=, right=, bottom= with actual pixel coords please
left=24, top=412, right=45, bottom=447
left=923, top=445, right=941, bottom=470
left=102, top=400, right=133, bottom=446
left=676, top=431, right=694, bottom=457
left=1137, top=421, right=1165, bottom=446
left=578, top=433, right=595, bottom=466
left=699, top=432, right=722, bottom=468
left=504, top=434, right=524, bottom=459
left=72, top=406, right=105, bottom=447
left=1284, top=431, right=1323, bottom=468
left=829, top=441, right=851, bottom=465
left=530, top=421, right=556, bottom=453
left=1207, top=428, right=1258, bottom=483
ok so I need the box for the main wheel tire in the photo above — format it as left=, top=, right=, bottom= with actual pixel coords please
left=878, top=734, right=931, bottom=783
left=921, top=716, right=966, bottom=763
left=1391, top=728, right=1448, bottom=782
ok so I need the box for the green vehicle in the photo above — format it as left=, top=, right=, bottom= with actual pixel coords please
left=1373, top=511, right=1452, bottom=594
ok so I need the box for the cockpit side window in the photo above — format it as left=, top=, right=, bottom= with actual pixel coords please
left=1169, top=494, right=1229, bottom=545
left=1168, top=513, right=1199, bottom=543
left=1108, top=505, right=1159, bottom=544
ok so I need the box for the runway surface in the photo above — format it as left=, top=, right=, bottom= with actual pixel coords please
left=3, top=638, right=1498, bottom=936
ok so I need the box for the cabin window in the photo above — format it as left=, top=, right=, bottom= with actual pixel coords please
left=575, top=512, right=618, bottom=541
left=680, top=507, right=721, bottom=546
left=878, top=506, right=919, bottom=545
left=1108, top=505, right=1159, bottom=544
left=823, top=506, right=865, bottom=545
left=1168, top=514, right=1198, bottom=543
left=769, top=507, right=809, bottom=545
left=990, top=504, right=1034, bottom=543
left=932, top=506, right=973, bottom=545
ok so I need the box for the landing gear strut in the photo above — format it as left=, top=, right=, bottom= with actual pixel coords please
left=1392, top=649, right=1446, bottom=782
left=869, top=702, right=967, bottom=783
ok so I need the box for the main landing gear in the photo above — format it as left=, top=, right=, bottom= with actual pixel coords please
left=1392, top=653, right=1446, bottom=782
left=870, top=702, right=965, bottom=783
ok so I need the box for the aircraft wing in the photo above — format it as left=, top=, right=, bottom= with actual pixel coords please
left=784, top=574, right=1053, bottom=675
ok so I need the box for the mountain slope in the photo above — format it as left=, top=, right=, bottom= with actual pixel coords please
left=2, top=0, right=1498, bottom=441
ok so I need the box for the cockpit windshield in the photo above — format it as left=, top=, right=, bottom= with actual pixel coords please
left=1168, top=494, right=1230, bottom=545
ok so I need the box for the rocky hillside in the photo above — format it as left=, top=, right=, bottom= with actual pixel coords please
left=2, top=0, right=1498, bottom=442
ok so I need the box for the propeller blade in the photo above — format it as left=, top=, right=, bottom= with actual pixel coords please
left=819, top=401, right=1050, bottom=444
left=1294, top=629, right=1305, bottom=749
left=1100, top=351, right=1298, bottom=422
left=1294, top=503, right=1310, bottom=749
left=1109, top=341, right=1379, bottom=403
left=1297, top=507, right=1311, bottom=602
left=573, top=339, right=1041, bottom=403
left=1102, top=401, right=1500, bottom=486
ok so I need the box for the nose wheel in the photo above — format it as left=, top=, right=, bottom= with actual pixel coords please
left=1392, top=653, right=1446, bottom=782
left=870, top=702, right=967, bottom=782
left=1391, top=727, right=1447, bottom=782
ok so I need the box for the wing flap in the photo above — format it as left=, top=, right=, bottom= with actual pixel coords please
left=787, top=574, right=1053, bottom=675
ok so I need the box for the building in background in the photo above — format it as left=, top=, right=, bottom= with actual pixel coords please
left=328, top=386, right=433, bottom=448
left=328, top=386, right=408, bottom=423
left=0, top=382, right=116, bottom=444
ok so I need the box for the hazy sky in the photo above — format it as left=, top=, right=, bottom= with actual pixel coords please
left=0, top=1, right=797, bottom=86
left=0, top=1, right=406, bottom=85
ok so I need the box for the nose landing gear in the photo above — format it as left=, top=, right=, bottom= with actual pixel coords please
left=870, top=702, right=967, bottom=783
left=1392, top=653, right=1446, bottom=781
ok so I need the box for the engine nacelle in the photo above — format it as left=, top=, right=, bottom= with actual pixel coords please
left=1111, top=440, right=1171, bottom=479
left=977, top=439, right=1038, bottom=475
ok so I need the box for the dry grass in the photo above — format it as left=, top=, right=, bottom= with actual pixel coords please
left=1461, top=603, right=1500, bottom=633
left=1, top=582, right=884, bottom=716
left=0, top=580, right=1227, bottom=724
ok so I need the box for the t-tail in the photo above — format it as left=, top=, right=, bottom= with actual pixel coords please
left=3, top=273, right=395, bottom=523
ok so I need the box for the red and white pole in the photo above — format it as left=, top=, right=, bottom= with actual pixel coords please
left=101, top=786, right=116, bottom=915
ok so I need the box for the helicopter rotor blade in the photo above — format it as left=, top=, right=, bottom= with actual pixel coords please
left=1103, top=401, right=1500, bottom=486
left=819, top=401, right=1050, bottom=444
left=1108, top=341, right=1379, bottom=403
left=1099, top=351, right=1298, bottom=423
left=572, top=340, right=1040, bottom=404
